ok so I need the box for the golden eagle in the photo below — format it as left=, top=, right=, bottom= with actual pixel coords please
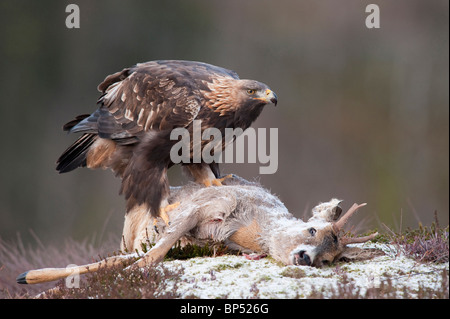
left=56, top=60, right=277, bottom=222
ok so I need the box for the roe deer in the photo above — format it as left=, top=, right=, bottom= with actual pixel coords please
left=17, top=176, right=380, bottom=285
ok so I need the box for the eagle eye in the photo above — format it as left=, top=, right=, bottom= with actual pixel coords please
left=246, top=89, right=256, bottom=95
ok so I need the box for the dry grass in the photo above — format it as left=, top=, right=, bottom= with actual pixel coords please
left=305, top=269, right=449, bottom=299
left=382, top=212, right=449, bottom=264
left=0, top=234, right=118, bottom=298
left=42, top=262, right=184, bottom=299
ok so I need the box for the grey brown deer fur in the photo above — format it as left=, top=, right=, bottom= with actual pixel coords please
left=17, top=176, right=380, bottom=285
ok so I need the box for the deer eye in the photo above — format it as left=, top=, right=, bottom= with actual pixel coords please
left=308, top=228, right=317, bottom=236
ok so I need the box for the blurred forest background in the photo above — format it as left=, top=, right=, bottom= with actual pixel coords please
left=0, top=0, right=448, bottom=248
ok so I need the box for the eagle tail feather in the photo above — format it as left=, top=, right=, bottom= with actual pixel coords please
left=62, top=114, right=91, bottom=132
left=56, top=134, right=97, bottom=173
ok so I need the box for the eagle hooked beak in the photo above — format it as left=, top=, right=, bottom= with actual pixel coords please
left=254, top=89, right=278, bottom=106
left=267, top=89, right=278, bottom=106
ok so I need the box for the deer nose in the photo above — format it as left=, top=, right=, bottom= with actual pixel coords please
left=294, top=250, right=311, bottom=266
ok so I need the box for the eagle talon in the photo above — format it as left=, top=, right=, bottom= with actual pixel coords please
left=204, top=174, right=234, bottom=187
left=153, top=219, right=160, bottom=234
left=156, top=201, right=180, bottom=228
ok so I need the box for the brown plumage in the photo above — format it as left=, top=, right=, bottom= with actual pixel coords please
left=56, top=60, right=277, bottom=218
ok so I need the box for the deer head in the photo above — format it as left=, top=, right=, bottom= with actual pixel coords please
left=287, top=199, right=378, bottom=267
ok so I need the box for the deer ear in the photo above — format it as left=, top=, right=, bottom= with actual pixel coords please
left=310, top=199, right=344, bottom=222
left=336, top=246, right=384, bottom=263
left=331, top=204, right=343, bottom=221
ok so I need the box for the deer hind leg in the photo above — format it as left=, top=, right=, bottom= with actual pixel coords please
left=17, top=204, right=199, bottom=285
left=123, top=201, right=181, bottom=252
left=122, top=204, right=156, bottom=252
left=17, top=253, right=140, bottom=285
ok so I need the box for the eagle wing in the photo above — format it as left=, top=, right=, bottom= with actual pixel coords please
left=73, top=60, right=240, bottom=142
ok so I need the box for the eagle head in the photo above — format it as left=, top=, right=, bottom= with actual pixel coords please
left=238, top=79, right=278, bottom=107
left=202, top=76, right=278, bottom=124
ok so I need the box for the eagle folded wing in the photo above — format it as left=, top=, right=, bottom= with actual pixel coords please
left=94, top=61, right=240, bottom=140
left=95, top=66, right=200, bottom=141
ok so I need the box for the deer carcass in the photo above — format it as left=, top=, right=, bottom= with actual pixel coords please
left=17, top=176, right=380, bottom=285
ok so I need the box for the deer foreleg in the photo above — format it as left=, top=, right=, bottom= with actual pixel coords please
left=134, top=210, right=200, bottom=267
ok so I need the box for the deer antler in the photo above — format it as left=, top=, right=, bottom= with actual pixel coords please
left=341, top=232, right=378, bottom=245
left=334, top=203, right=367, bottom=231
left=333, top=202, right=378, bottom=245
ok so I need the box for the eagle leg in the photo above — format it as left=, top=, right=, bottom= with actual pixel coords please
left=184, top=164, right=233, bottom=187
left=153, top=201, right=180, bottom=233
left=200, top=174, right=233, bottom=187
left=210, top=174, right=234, bottom=186
left=160, top=201, right=180, bottom=224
